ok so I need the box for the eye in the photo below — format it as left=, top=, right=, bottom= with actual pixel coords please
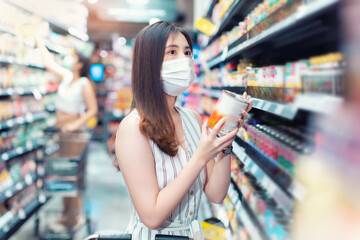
left=185, top=50, right=192, bottom=56
left=168, top=50, right=176, bottom=55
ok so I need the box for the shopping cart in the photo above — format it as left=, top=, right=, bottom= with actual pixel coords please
left=85, top=232, right=191, bottom=240
left=34, top=127, right=94, bottom=240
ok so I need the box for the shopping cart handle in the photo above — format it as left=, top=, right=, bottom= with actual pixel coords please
left=86, top=233, right=132, bottom=240
left=155, top=234, right=190, bottom=240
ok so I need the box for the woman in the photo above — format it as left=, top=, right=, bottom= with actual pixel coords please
left=36, top=36, right=98, bottom=231
left=115, top=21, right=252, bottom=239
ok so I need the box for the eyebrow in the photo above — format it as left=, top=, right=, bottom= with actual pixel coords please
left=165, top=44, right=191, bottom=49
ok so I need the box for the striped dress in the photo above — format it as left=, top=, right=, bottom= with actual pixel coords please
left=126, top=106, right=206, bottom=240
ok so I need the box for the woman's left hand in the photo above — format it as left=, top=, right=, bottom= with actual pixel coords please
left=62, top=122, right=81, bottom=133
left=238, top=92, right=253, bottom=128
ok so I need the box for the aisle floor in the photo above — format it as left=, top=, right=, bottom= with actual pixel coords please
left=10, top=141, right=133, bottom=240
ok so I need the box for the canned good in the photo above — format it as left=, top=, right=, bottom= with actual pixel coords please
left=208, top=90, right=248, bottom=136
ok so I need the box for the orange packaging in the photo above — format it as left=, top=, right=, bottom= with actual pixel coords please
left=208, top=90, right=248, bottom=136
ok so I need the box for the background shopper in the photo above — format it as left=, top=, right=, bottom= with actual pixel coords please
left=36, top=35, right=98, bottom=231
left=115, top=21, right=252, bottom=239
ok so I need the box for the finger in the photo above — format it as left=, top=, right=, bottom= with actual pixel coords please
left=201, top=121, right=208, bottom=136
left=242, top=92, right=247, bottom=100
left=210, top=117, right=226, bottom=138
left=219, top=140, right=235, bottom=152
left=246, top=98, right=253, bottom=112
left=219, top=127, right=238, bottom=143
left=238, top=119, right=245, bottom=128
left=241, top=110, right=248, bottom=120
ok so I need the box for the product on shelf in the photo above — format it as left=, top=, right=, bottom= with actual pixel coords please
left=0, top=130, right=15, bottom=154
left=204, top=0, right=328, bottom=62
left=0, top=162, right=13, bottom=193
left=239, top=121, right=314, bottom=176
left=232, top=157, right=291, bottom=239
left=0, top=96, right=46, bottom=122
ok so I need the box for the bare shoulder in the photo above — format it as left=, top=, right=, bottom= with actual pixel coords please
left=188, top=109, right=203, bottom=127
left=116, top=111, right=142, bottom=140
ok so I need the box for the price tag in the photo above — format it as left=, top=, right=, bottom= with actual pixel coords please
left=274, top=105, right=284, bottom=115
left=16, top=147, right=23, bottom=154
left=18, top=209, right=26, bottom=219
left=15, top=182, right=23, bottom=190
left=221, top=46, right=229, bottom=61
left=2, top=153, right=9, bottom=161
left=17, top=117, right=25, bottom=124
left=25, top=175, right=33, bottom=185
left=6, top=120, right=14, bottom=128
left=5, top=189, right=12, bottom=198
left=39, top=194, right=46, bottom=203
left=264, top=102, right=271, bottom=111
left=291, top=181, right=307, bottom=201
left=17, top=88, right=25, bottom=95
left=6, top=88, right=14, bottom=95
left=26, top=142, right=33, bottom=150
left=25, top=113, right=34, bottom=122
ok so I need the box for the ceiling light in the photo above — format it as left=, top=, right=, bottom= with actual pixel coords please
left=127, top=0, right=149, bottom=5
left=88, top=0, right=98, bottom=4
left=100, top=50, right=108, bottom=58
left=68, top=27, right=89, bottom=41
left=117, top=37, right=126, bottom=45
left=149, top=18, right=160, bottom=25
left=107, top=8, right=166, bottom=17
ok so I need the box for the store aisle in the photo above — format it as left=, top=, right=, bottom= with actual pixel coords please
left=85, top=141, right=132, bottom=232
left=10, top=141, right=132, bottom=240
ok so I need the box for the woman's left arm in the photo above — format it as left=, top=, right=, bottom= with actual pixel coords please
left=192, top=93, right=252, bottom=203
left=62, top=80, right=98, bottom=132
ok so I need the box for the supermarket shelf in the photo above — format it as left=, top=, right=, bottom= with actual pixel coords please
left=0, top=56, right=45, bottom=69
left=0, top=141, right=45, bottom=163
left=0, top=87, right=57, bottom=97
left=44, top=40, right=71, bottom=55
left=0, top=197, right=49, bottom=240
left=205, top=0, right=218, bottom=17
left=209, top=0, right=262, bottom=44
left=233, top=138, right=306, bottom=214
left=207, top=0, right=340, bottom=68
left=0, top=174, right=37, bottom=203
left=252, top=98, right=296, bottom=120
left=0, top=111, right=49, bottom=131
left=45, top=104, right=56, bottom=113
left=4, top=0, right=88, bottom=42
left=228, top=179, right=267, bottom=240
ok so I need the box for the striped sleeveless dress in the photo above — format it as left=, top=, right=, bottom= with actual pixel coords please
left=126, top=106, right=206, bottom=240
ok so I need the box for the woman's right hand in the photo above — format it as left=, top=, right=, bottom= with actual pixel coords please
left=194, top=118, right=238, bottom=165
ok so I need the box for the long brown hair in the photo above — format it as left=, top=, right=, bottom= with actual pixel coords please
left=132, top=21, right=193, bottom=157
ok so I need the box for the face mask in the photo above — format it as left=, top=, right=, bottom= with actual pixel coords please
left=161, top=58, right=196, bottom=96
left=63, top=55, right=75, bottom=70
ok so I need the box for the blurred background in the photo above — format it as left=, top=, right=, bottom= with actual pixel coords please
left=0, top=0, right=359, bottom=239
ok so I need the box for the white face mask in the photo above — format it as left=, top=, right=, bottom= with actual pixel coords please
left=161, top=58, right=196, bottom=96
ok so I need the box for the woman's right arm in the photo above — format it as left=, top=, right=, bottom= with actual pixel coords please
left=36, top=35, right=69, bottom=80
left=115, top=116, right=232, bottom=229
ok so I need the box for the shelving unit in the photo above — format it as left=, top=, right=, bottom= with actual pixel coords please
left=0, top=56, right=45, bottom=70
left=0, top=1, right=79, bottom=238
left=0, top=140, right=44, bottom=163
left=194, top=0, right=344, bottom=238
left=227, top=179, right=267, bottom=240
left=207, top=0, right=340, bottom=68
left=0, top=198, right=49, bottom=240
left=0, top=112, right=50, bottom=131
left=0, top=173, right=38, bottom=203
